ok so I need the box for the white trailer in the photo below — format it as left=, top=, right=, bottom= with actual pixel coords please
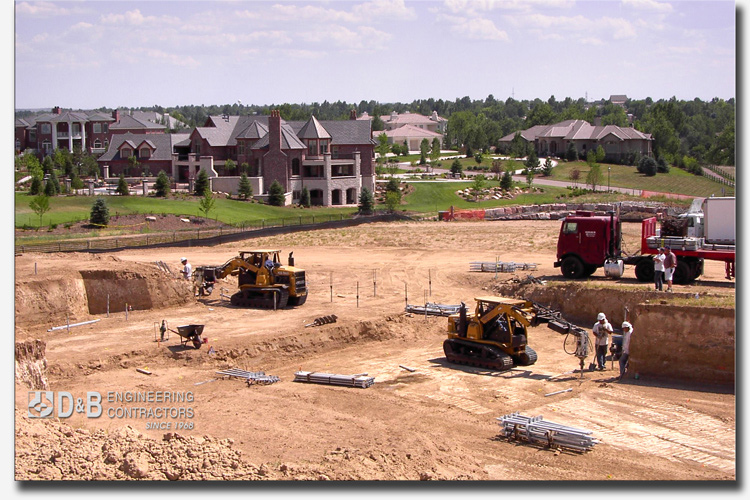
left=702, top=197, right=735, bottom=245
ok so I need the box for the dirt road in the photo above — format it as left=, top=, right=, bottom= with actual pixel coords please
left=14, top=220, right=736, bottom=481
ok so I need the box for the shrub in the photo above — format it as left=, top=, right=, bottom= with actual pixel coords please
left=299, top=186, right=310, bottom=207
left=89, top=197, right=110, bottom=226
left=116, top=174, right=130, bottom=196
left=267, top=180, right=285, bottom=206
left=358, top=187, right=374, bottom=214
left=194, top=169, right=209, bottom=195
left=637, top=157, right=657, bottom=176
left=238, top=173, right=253, bottom=200
left=154, top=170, right=171, bottom=197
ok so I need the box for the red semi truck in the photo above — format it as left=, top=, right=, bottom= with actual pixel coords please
left=554, top=197, right=735, bottom=284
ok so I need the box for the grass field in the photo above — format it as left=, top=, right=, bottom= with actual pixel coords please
left=14, top=192, right=355, bottom=229
left=547, top=161, right=734, bottom=197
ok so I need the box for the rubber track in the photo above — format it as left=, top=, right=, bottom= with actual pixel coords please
left=514, top=346, right=538, bottom=366
left=230, top=288, right=289, bottom=309
left=443, top=338, right=514, bottom=371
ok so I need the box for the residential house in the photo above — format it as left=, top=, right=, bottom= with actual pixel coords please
left=15, top=107, right=176, bottom=157
left=99, top=109, right=376, bottom=206
left=359, top=110, right=447, bottom=152
left=498, top=119, right=652, bottom=162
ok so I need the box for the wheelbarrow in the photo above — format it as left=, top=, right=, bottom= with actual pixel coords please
left=171, top=324, right=206, bottom=349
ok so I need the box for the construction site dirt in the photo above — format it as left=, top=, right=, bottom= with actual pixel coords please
left=14, top=220, right=736, bottom=481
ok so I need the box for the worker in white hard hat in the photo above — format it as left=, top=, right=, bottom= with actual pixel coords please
left=592, top=312, right=613, bottom=371
left=619, top=321, right=634, bottom=379
left=180, top=257, right=192, bottom=280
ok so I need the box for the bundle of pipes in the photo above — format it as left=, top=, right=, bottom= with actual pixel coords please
left=405, top=303, right=462, bottom=316
left=216, top=368, right=280, bottom=384
left=496, top=412, right=599, bottom=453
left=293, top=371, right=375, bottom=389
left=469, top=261, right=538, bottom=273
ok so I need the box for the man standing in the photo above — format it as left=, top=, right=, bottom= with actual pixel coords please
left=181, top=257, right=192, bottom=280
left=653, top=247, right=665, bottom=291
left=663, top=247, right=677, bottom=292
left=592, top=312, right=613, bottom=371
left=619, top=321, right=633, bottom=380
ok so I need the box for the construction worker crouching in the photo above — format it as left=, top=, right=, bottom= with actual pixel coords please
left=592, top=312, right=613, bottom=371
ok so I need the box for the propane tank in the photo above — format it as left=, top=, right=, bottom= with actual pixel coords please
left=603, top=258, right=625, bottom=278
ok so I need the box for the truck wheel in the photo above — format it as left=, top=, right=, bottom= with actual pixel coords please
left=583, top=264, right=597, bottom=277
left=634, top=260, right=654, bottom=282
left=674, top=260, right=692, bottom=285
left=561, top=256, right=585, bottom=279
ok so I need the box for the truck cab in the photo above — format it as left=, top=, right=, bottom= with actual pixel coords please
left=555, top=212, right=621, bottom=279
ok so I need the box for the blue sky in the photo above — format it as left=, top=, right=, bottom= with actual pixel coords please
left=12, top=0, right=737, bottom=110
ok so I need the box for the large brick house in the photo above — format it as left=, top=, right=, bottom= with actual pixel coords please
left=172, top=110, right=376, bottom=206
left=97, top=110, right=376, bottom=206
left=359, top=110, right=447, bottom=152
left=15, top=107, right=173, bottom=157
left=498, top=119, right=652, bottom=161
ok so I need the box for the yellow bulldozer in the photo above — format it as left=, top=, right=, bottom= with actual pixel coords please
left=193, top=249, right=307, bottom=309
left=444, top=296, right=538, bottom=371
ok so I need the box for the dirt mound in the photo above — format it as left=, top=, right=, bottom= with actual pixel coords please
left=15, top=339, right=49, bottom=390
left=15, top=260, right=193, bottom=329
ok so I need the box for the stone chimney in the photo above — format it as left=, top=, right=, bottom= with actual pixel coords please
left=112, top=109, right=120, bottom=122
left=350, top=109, right=357, bottom=120
left=268, top=109, right=282, bottom=152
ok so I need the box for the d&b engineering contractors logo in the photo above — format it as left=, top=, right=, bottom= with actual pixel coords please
left=28, top=391, right=102, bottom=418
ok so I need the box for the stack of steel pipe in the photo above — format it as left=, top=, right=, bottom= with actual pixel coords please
left=496, top=412, right=599, bottom=452
left=405, top=303, right=461, bottom=316
left=217, top=368, right=280, bottom=384
left=294, top=371, right=375, bottom=389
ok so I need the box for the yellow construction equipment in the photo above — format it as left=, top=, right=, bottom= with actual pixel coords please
left=444, top=296, right=538, bottom=371
left=194, top=250, right=307, bottom=309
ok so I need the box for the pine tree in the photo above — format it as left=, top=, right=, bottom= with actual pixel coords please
left=154, top=170, right=171, bottom=197
left=44, top=177, right=57, bottom=197
left=194, top=169, right=209, bottom=195
left=300, top=186, right=310, bottom=207
left=48, top=171, right=61, bottom=194
left=268, top=180, right=285, bottom=206
left=89, top=197, right=110, bottom=226
left=238, top=173, right=253, bottom=200
left=116, top=174, right=130, bottom=196
left=500, top=169, right=513, bottom=191
left=358, top=187, right=374, bottom=214
left=29, top=176, right=42, bottom=195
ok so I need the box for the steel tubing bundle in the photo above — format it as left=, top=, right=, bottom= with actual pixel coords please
left=217, top=368, right=280, bottom=384
left=405, top=303, right=462, bottom=316
left=496, top=412, right=599, bottom=452
left=294, top=371, right=375, bottom=388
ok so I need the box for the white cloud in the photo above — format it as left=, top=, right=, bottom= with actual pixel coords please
left=602, top=17, right=637, bottom=39
left=15, top=1, right=69, bottom=17
left=451, top=17, right=509, bottom=41
left=622, top=0, right=674, bottom=13
left=300, top=25, right=392, bottom=51
left=100, top=9, right=180, bottom=27
left=511, top=12, right=636, bottom=40
left=579, top=37, right=605, bottom=46
left=442, top=0, right=574, bottom=15
left=353, top=0, right=417, bottom=20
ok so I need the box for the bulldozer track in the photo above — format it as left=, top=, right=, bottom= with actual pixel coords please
left=230, top=288, right=289, bottom=309
left=443, top=339, right=514, bottom=371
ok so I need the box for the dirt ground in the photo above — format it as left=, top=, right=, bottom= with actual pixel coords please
left=14, top=220, right=737, bottom=481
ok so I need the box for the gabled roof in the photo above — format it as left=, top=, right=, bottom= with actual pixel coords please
left=499, top=119, right=651, bottom=143
left=15, top=117, right=35, bottom=129
left=381, top=124, right=442, bottom=139
left=236, top=120, right=268, bottom=140
left=252, top=123, right=306, bottom=150
left=35, top=110, right=90, bottom=124
left=137, top=139, right=156, bottom=150
left=297, top=115, right=331, bottom=140
left=98, top=133, right=177, bottom=162
left=289, top=119, right=373, bottom=146
left=110, top=113, right=165, bottom=131
left=380, top=111, right=445, bottom=125
left=86, top=111, right=115, bottom=122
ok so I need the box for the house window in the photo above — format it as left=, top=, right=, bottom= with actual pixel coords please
left=94, top=139, right=102, bottom=149
left=72, top=123, right=81, bottom=135
left=29, top=130, right=36, bottom=142
left=102, top=124, right=108, bottom=133
left=307, top=141, right=317, bottom=156
left=93, top=123, right=102, bottom=134
left=292, top=158, right=300, bottom=176
left=121, top=147, right=132, bottom=158
left=42, top=140, right=52, bottom=154
left=320, top=140, right=329, bottom=154
left=140, top=148, right=151, bottom=158
left=15, top=139, right=20, bottom=150
left=41, top=123, right=51, bottom=134
left=194, top=141, right=201, bottom=155
left=238, top=142, right=245, bottom=155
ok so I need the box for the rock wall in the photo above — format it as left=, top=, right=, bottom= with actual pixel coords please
left=15, top=339, right=49, bottom=390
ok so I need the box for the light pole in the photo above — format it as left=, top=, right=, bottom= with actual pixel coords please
left=607, top=166, right=611, bottom=193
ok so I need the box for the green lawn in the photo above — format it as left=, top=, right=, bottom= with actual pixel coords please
left=15, top=192, right=355, bottom=229
left=396, top=181, right=569, bottom=213
left=548, top=161, right=734, bottom=197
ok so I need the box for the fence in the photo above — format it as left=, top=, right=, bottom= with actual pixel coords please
left=15, top=212, right=405, bottom=254
left=703, top=165, right=735, bottom=188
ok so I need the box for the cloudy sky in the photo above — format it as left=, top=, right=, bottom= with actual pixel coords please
left=12, top=0, right=737, bottom=109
